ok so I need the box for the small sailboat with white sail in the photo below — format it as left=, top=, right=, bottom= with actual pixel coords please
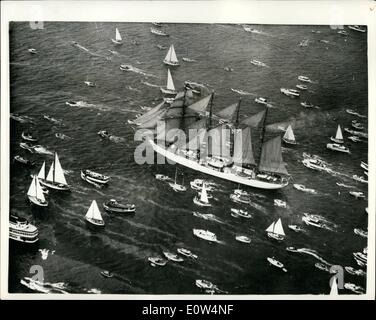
left=282, top=125, right=296, bottom=145
left=168, top=168, right=187, bottom=192
left=330, top=125, right=344, bottom=144
left=266, top=218, right=285, bottom=241
left=163, top=44, right=179, bottom=66
left=85, top=200, right=105, bottom=227
left=193, top=182, right=211, bottom=207
left=27, top=175, right=48, bottom=207
left=38, top=153, right=70, bottom=191
left=111, top=28, right=123, bottom=45
left=160, top=69, right=177, bottom=95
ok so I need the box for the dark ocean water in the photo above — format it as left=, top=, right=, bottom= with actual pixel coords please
left=8, top=22, right=368, bottom=295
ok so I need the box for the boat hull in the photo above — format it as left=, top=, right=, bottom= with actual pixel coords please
left=111, top=39, right=123, bottom=45
left=80, top=171, right=109, bottom=184
left=39, top=179, right=70, bottom=191
left=85, top=217, right=105, bottom=227
left=163, top=60, right=179, bottom=67
left=10, top=233, right=39, bottom=244
left=103, top=203, right=135, bottom=214
left=149, top=140, right=288, bottom=190
left=28, top=196, right=48, bottom=207
left=160, top=88, right=177, bottom=95
left=282, top=138, right=297, bottom=145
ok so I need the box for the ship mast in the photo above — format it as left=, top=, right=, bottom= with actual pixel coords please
left=257, top=106, right=269, bottom=171
left=235, top=98, right=241, bottom=128
left=207, top=91, right=215, bottom=157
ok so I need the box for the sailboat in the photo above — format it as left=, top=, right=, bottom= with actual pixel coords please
left=27, top=175, right=48, bottom=207
left=282, top=125, right=296, bottom=145
left=38, top=153, right=70, bottom=191
left=160, top=69, right=177, bottom=95
left=266, top=218, right=286, bottom=241
left=85, top=200, right=105, bottom=227
left=111, top=28, right=123, bottom=45
left=168, top=168, right=187, bottom=192
left=163, top=45, right=179, bottom=66
left=330, top=125, right=344, bottom=144
left=193, top=182, right=211, bottom=207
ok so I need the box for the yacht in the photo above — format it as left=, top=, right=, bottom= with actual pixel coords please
left=298, top=75, right=311, bottom=82
left=326, top=143, right=350, bottom=154
left=193, top=229, right=218, bottom=242
left=9, top=214, right=39, bottom=244
left=163, top=252, right=184, bottom=262
left=103, top=199, right=136, bottom=214
left=230, top=208, right=252, bottom=218
left=235, top=235, right=252, bottom=243
left=280, top=88, right=300, bottom=98
left=302, top=158, right=328, bottom=172
left=266, top=218, right=285, bottom=241
left=267, top=257, right=287, bottom=272
left=255, top=97, right=268, bottom=105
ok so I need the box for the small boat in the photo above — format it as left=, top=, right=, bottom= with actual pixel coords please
left=21, top=131, right=37, bottom=142
left=344, top=128, right=368, bottom=139
left=288, top=225, right=304, bottom=232
left=338, top=30, right=349, bottom=36
left=177, top=248, right=198, bottom=259
left=348, top=25, right=366, bottom=33
left=233, top=189, right=249, bottom=197
left=190, top=179, right=215, bottom=191
left=28, top=48, right=37, bottom=54
left=360, top=161, right=368, bottom=171
left=85, top=200, right=105, bottom=227
left=65, top=101, right=79, bottom=107
left=345, top=267, right=366, bottom=277
left=98, top=130, right=111, bottom=139
left=100, top=270, right=114, bottom=278
left=336, top=182, right=352, bottom=188
left=103, top=199, right=135, bottom=214
left=282, top=125, right=296, bottom=145
left=250, top=59, right=267, bottom=67
left=155, top=174, right=170, bottom=181
left=84, top=81, right=95, bottom=87
left=353, top=252, right=367, bottom=263
left=195, top=279, right=217, bottom=290
left=345, top=109, right=358, bottom=115
left=354, top=228, right=367, bottom=237
left=302, top=158, right=327, bottom=172
left=152, top=22, right=163, bottom=27
left=108, top=49, right=117, bottom=55
left=352, top=175, right=368, bottom=184
left=235, top=235, right=251, bottom=243
left=344, top=283, right=365, bottom=294
left=182, top=57, right=196, bottom=62
left=163, top=252, right=184, bottom=262
left=315, top=262, right=330, bottom=272
left=9, top=215, right=39, bottom=244
left=160, top=69, right=177, bottom=95
left=163, top=44, right=179, bottom=66
left=348, top=136, right=361, bottom=142
left=14, top=155, right=35, bottom=167
left=27, top=175, right=48, bottom=207
left=38, top=154, right=70, bottom=191
left=255, top=97, right=268, bottom=105
left=302, top=216, right=324, bottom=228
left=349, top=191, right=365, bottom=199
left=280, top=88, right=300, bottom=98
left=193, top=183, right=211, bottom=206
left=326, top=143, right=350, bottom=154
left=298, top=75, right=311, bottom=82
left=81, top=169, right=110, bottom=185
left=20, top=142, right=35, bottom=153
left=150, top=27, right=169, bottom=36
left=156, top=44, right=167, bottom=50
left=274, top=199, right=287, bottom=208
left=293, top=184, right=316, bottom=194
left=300, top=101, right=317, bottom=108
left=230, top=193, right=249, bottom=204
left=267, top=257, right=287, bottom=272
left=266, top=218, right=285, bottom=241
left=169, top=168, right=187, bottom=192
left=111, top=28, right=123, bottom=45
left=230, top=208, right=252, bottom=219
left=330, top=125, right=344, bottom=144
left=193, top=229, right=218, bottom=242
left=299, top=39, right=309, bottom=47
left=148, top=257, right=167, bottom=267
left=296, top=84, right=308, bottom=90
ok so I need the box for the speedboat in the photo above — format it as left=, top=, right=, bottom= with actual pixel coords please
left=150, top=27, right=169, bottom=36
left=302, top=158, right=327, bottom=172
left=296, top=84, right=308, bottom=90
left=193, top=229, right=218, bottom=242
left=103, top=199, right=135, bottom=214
left=348, top=25, right=366, bottom=33
left=354, top=228, right=367, bottom=238
left=65, top=101, right=79, bottom=107
left=288, top=224, right=304, bottom=232
left=326, top=143, right=350, bottom=154
left=298, top=75, right=311, bottom=82
left=120, top=64, right=134, bottom=71
left=230, top=208, right=252, bottom=219
left=352, top=175, right=368, bottom=184
left=349, top=191, right=365, bottom=199
left=9, top=214, right=39, bottom=244
left=255, top=97, right=268, bottom=105
left=100, top=270, right=114, bottom=278
left=230, top=193, right=249, bottom=204
left=163, top=252, right=184, bottom=262
left=274, top=199, right=287, bottom=208
left=148, top=257, right=168, bottom=267
left=14, top=155, right=35, bottom=167
left=22, top=131, right=37, bottom=142
left=250, top=59, right=267, bottom=67
left=301, top=101, right=317, bottom=108
left=348, top=136, right=361, bottom=142
left=280, top=88, right=300, bottom=98
left=84, top=81, right=95, bottom=87
left=81, top=169, right=110, bottom=185
left=235, top=235, right=252, bottom=243
left=233, top=189, right=250, bottom=197
left=293, top=184, right=316, bottom=194
left=28, top=48, right=37, bottom=54
left=195, top=279, right=217, bottom=290
left=345, top=267, right=366, bottom=277
left=155, top=174, right=170, bottom=181
left=267, top=257, right=287, bottom=272
left=97, top=130, right=111, bottom=139
left=177, top=248, right=198, bottom=259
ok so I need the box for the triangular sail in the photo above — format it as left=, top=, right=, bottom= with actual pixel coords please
left=335, top=125, right=343, bottom=140
left=46, top=163, right=54, bottom=182
left=330, top=278, right=338, bottom=296
left=200, top=183, right=209, bottom=204
left=258, top=136, right=288, bottom=175
left=166, top=69, right=175, bottom=91
left=283, top=125, right=295, bottom=141
left=115, top=28, right=122, bottom=41
left=274, top=218, right=285, bottom=236
left=38, top=162, right=46, bottom=180
left=241, top=110, right=266, bottom=127
left=35, top=177, right=46, bottom=202
left=135, top=101, right=166, bottom=124
left=54, top=153, right=68, bottom=185
left=85, top=200, right=103, bottom=221
left=85, top=201, right=94, bottom=219
left=165, top=45, right=179, bottom=64
left=187, top=94, right=212, bottom=114
left=265, top=221, right=275, bottom=232
left=232, top=127, right=256, bottom=166
left=27, top=176, right=37, bottom=197
left=215, top=103, right=238, bottom=121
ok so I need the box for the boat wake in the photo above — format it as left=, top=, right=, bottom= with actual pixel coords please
left=121, top=65, right=158, bottom=78
left=288, top=248, right=332, bottom=266
left=20, top=277, right=69, bottom=294
left=72, top=42, right=109, bottom=60
left=192, top=212, right=225, bottom=224
left=141, top=80, right=161, bottom=88
left=34, top=146, right=54, bottom=156
left=230, top=88, right=254, bottom=96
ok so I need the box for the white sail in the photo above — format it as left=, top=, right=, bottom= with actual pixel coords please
left=200, top=183, right=209, bottom=204
left=115, top=28, right=122, bottom=41
left=46, top=163, right=54, bottom=182
left=27, top=176, right=37, bottom=197
left=274, top=218, right=285, bottom=236
left=35, top=177, right=46, bottom=202
left=54, top=153, right=68, bottom=185
left=284, top=125, right=295, bottom=142
left=165, top=45, right=178, bottom=64
left=166, top=69, right=175, bottom=91
left=38, top=162, right=46, bottom=180
left=85, top=200, right=103, bottom=221
left=266, top=221, right=275, bottom=233
left=335, top=125, right=343, bottom=140
left=330, top=278, right=338, bottom=296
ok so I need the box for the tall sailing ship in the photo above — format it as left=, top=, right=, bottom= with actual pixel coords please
left=132, top=88, right=290, bottom=190
left=38, top=153, right=70, bottom=191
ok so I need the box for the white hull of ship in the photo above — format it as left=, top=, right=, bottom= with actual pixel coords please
left=39, top=179, right=70, bottom=191
left=149, top=140, right=288, bottom=190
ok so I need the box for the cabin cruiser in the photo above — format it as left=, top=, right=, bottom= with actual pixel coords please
left=235, top=235, right=251, bottom=243
left=193, top=229, right=218, bottom=242
left=22, top=131, right=37, bottom=142
left=326, top=143, right=350, bottom=154
left=14, top=155, right=35, bottom=167
left=177, top=248, right=198, bottom=259
left=28, top=48, right=37, bottom=54
left=9, top=214, right=39, bottom=244
left=230, top=193, right=250, bottom=204
left=230, top=208, right=252, bottom=219
left=148, top=257, right=168, bottom=267
left=280, top=88, right=300, bottom=97
left=288, top=225, right=304, bottom=232
left=352, top=175, right=367, bottom=184
left=348, top=25, right=366, bottom=33
left=302, top=158, right=328, bottom=172
left=163, top=252, right=184, bottom=262
left=81, top=169, right=110, bottom=185
left=267, top=257, right=287, bottom=272
left=150, top=27, right=169, bottom=36
left=255, top=97, right=268, bottom=105
left=296, top=84, right=308, bottom=90
left=293, top=184, right=316, bottom=194
left=298, top=75, right=311, bottom=82
left=274, top=199, right=287, bottom=208
left=103, top=199, right=135, bottom=214
left=349, top=191, right=365, bottom=199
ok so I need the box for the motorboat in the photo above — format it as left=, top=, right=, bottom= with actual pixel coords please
left=235, top=235, right=252, bottom=243
left=360, top=161, right=368, bottom=171
left=28, top=48, right=37, bottom=54
left=103, top=199, right=135, bottom=214
left=349, top=191, right=365, bottom=199
left=288, top=225, right=304, bottom=232
left=302, top=215, right=324, bottom=228
left=177, top=248, right=198, bottom=259
left=352, top=175, right=368, bottom=184
left=152, top=22, right=163, bottom=27
left=336, top=182, right=352, bottom=188
left=150, top=27, right=169, bottom=36
left=280, top=88, right=300, bottom=98
left=326, top=143, right=350, bottom=154
left=282, top=125, right=296, bottom=145
left=97, top=130, right=111, bottom=139
left=298, top=75, right=311, bottom=82
left=274, top=199, right=287, bottom=208
left=250, top=59, right=267, bottom=67
left=22, top=131, right=37, bottom=142
left=266, top=218, right=285, bottom=241
left=9, top=214, right=39, bottom=244
left=296, top=84, right=308, bottom=90
left=193, top=229, right=218, bottom=242
left=230, top=193, right=249, bottom=204
left=267, top=257, right=287, bottom=272
left=344, top=283, right=365, bottom=294
left=301, top=101, right=317, bottom=108
left=230, top=208, right=252, bottom=219
left=348, top=136, right=361, bottom=142
left=85, top=200, right=105, bottom=227
left=155, top=174, right=170, bottom=181
left=330, top=125, right=344, bottom=144
left=233, top=189, right=250, bottom=197
left=120, top=64, right=135, bottom=71
left=14, top=155, right=35, bottom=167
left=293, top=184, right=316, bottom=194
left=315, top=263, right=330, bottom=272
left=84, top=81, right=95, bottom=87
left=182, top=57, right=196, bottom=62
left=27, top=175, right=48, bottom=207
left=348, top=25, right=366, bottom=33
left=100, top=270, right=114, bottom=278
left=148, top=257, right=168, bottom=267
left=255, top=97, right=268, bottom=105
left=351, top=121, right=364, bottom=130
left=354, top=228, right=367, bottom=237
left=163, top=252, right=184, bottom=262
left=111, top=28, right=123, bottom=45
left=81, top=169, right=110, bottom=185
left=195, top=279, right=217, bottom=290
left=302, top=158, right=328, bottom=171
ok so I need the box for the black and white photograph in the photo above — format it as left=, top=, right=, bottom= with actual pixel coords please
left=1, top=1, right=375, bottom=300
